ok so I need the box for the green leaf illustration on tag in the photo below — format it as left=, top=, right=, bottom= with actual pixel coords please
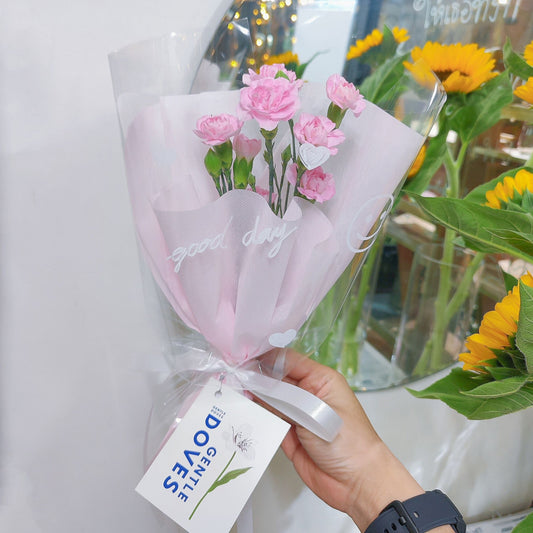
left=189, top=438, right=253, bottom=521
left=209, top=467, right=252, bottom=493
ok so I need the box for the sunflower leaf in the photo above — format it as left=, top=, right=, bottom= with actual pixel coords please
left=503, top=38, right=533, bottom=80
left=448, top=72, right=513, bottom=144
left=412, top=194, right=533, bottom=263
left=493, top=349, right=516, bottom=369
left=522, top=190, right=533, bottom=212
left=359, top=54, right=408, bottom=104
left=485, top=366, right=523, bottom=380
left=512, top=513, right=533, bottom=533
left=489, top=229, right=533, bottom=257
left=402, top=132, right=447, bottom=195
left=460, top=375, right=528, bottom=398
left=408, top=368, right=533, bottom=419
left=502, top=271, right=519, bottom=293
left=517, top=282, right=533, bottom=374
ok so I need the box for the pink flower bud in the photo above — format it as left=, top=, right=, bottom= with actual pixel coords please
left=233, top=134, right=262, bottom=161
left=326, top=74, right=366, bottom=117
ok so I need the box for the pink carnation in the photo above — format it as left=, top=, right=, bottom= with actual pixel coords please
left=326, top=74, right=366, bottom=117
left=194, top=113, right=242, bottom=146
left=293, top=113, right=345, bottom=155
left=239, top=77, right=300, bottom=131
left=243, top=64, right=302, bottom=87
left=233, top=134, right=262, bottom=161
left=251, top=185, right=278, bottom=204
left=297, top=166, right=335, bottom=203
left=286, top=163, right=298, bottom=185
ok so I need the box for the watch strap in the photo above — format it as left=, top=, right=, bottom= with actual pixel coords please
left=365, top=490, right=466, bottom=533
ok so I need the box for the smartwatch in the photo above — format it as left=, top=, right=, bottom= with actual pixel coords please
left=365, top=490, right=466, bottom=533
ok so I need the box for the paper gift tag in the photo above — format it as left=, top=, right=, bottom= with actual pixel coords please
left=136, top=378, right=290, bottom=533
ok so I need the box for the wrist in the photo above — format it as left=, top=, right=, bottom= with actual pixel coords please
left=346, top=442, right=424, bottom=531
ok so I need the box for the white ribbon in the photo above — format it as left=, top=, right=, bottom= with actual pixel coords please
left=174, top=350, right=343, bottom=443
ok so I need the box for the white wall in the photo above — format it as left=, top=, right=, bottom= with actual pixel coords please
left=2, top=2, right=533, bottom=532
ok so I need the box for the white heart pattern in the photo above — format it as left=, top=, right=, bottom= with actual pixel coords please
left=268, top=329, right=297, bottom=348
left=299, top=143, right=330, bottom=170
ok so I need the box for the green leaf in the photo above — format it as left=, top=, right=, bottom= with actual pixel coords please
left=513, top=513, right=533, bottom=533
left=517, top=282, right=533, bottom=373
left=402, top=133, right=447, bottom=195
left=408, top=368, right=533, bottom=419
left=502, top=270, right=519, bottom=293
left=485, top=365, right=523, bottom=380
left=489, top=228, right=533, bottom=257
left=295, top=51, right=323, bottom=79
left=209, top=467, right=252, bottom=492
left=460, top=375, right=528, bottom=398
left=522, top=190, right=533, bottom=211
left=465, top=166, right=533, bottom=205
left=413, top=194, right=533, bottom=262
left=379, top=25, right=398, bottom=59
left=504, top=38, right=533, bottom=80
left=448, top=72, right=513, bottom=144
left=359, top=54, right=408, bottom=104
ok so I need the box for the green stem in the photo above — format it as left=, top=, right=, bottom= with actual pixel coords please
left=415, top=139, right=472, bottom=375
left=189, top=451, right=236, bottom=520
left=525, top=150, right=533, bottom=168
left=427, top=229, right=456, bottom=365
left=261, top=129, right=278, bottom=210
left=339, top=239, right=381, bottom=376
left=443, top=251, right=485, bottom=325
left=288, top=119, right=297, bottom=161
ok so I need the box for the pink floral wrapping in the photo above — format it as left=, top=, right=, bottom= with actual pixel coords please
left=122, top=83, right=423, bottom=365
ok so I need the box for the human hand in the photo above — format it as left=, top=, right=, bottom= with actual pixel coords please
left=281, top=350, right=427, bottom=531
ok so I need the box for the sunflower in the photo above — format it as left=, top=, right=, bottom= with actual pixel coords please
left=392, top=26, right=410, bottom=44
left=514, top=77, right=533, bottom=105
left=404, top=42, right=498, bottom=94
left=265, top=51, right=299, bottom=67
left=459, top=272, right=533, bottom=371
left=485, top=169, right=533, bottom=209
left=524, top=40, right=533, bottom=66
left=346, top=26, right=409, bottom=60
left=346, top=29, right=383, bottom=60
left=407, top=145, right=426, bottom=178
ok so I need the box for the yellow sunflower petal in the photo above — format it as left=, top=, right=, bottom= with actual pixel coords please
left=520, top=271, right=533, bottom=288
left=481, top=309, right=517, bottom=338
left=392, top=26, right=410, bottom=44
left=459, top=271, right=533, bottom=373
left=407, top=145, right=426, bottom=178
left=485, top=190, right=502, bottom=209
left=346, top=29, right=384, bottom=60
left=460, top=337, right=497, bottom=370
left=265, top=51, right=299, bottom=66
left=524, top=40, right=533, bottom=66
left=514, top=77, right=533, bottom=105
left=469, top=331, right=508, bottom=349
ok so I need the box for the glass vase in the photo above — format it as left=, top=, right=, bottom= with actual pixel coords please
left=391, top=242, right=484, bottom=384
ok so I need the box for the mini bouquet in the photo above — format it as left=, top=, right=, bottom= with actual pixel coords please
left=109, top=31, right=444, bottom=532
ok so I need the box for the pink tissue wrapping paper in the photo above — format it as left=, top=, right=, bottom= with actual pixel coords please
left=122, top=83, right=424, bottom=365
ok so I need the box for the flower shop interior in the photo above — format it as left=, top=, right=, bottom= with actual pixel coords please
left=2, top=0, right=533, bottom=532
